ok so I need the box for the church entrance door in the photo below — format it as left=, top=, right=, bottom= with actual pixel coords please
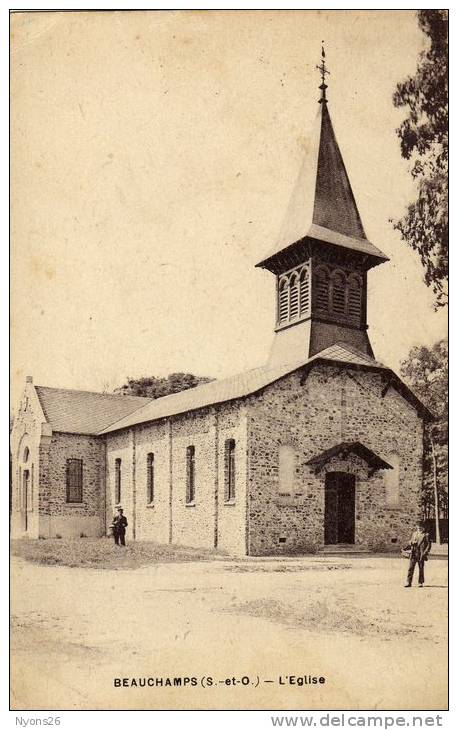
left=324, top=472, right=355, bottom=544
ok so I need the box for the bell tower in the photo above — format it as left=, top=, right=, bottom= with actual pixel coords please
left=256, top=47, right=389, bottom=368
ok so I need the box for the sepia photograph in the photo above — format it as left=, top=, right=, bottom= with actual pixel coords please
left=10, top=9, right=448, bottom=712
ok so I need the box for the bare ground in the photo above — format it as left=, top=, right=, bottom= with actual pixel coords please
left=10, top=551, right=448, bottom=711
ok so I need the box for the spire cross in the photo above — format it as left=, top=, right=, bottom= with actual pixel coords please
left=316, top=43, right=330, bottom=104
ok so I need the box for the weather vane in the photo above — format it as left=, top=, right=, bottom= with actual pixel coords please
left=316, top=42, right=330, bottom=103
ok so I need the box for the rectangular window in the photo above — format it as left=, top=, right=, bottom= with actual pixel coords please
left=115, top=458, right=122, bottom=505
left=186, top=446, right=196, bottom=503
left=147, top=453, right=154, bottom=504
left=66, top=458, right=83, bottom=503
left=225, top=439, right=236, bottom=501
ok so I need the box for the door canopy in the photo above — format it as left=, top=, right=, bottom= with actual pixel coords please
left=306, top=441, right=393, bottom=477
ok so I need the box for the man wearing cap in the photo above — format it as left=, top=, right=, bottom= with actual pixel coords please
left=405, top=521, right=431, bottom=587
left=111, top=507, right=128, bottom=546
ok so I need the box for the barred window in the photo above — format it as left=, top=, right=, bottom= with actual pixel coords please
left=66, top=458, right=83, bottom=503
left=115, top=458, right=121, bottom=505
left=186, top=446, right=196, bottom=504
left=147, top=453, right=155, bottom=504
left=225, top=439, right=236, bottom=501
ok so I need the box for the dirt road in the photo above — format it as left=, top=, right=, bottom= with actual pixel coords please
left=11, top=554, right=448, bottom=710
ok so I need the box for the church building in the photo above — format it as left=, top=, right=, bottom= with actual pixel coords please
left=11, top=63, right=431, bottom=555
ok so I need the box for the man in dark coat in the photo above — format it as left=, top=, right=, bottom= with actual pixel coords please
left=405, top=521, right=431, bottom=587
left=112, top=507, right=128, bottom=546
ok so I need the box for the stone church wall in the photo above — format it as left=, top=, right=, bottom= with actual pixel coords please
left=38, top=432, right=105, bottom=538
left=105, top=401, right=248, bottom=553
left=131, top=420, right=171, bottom=544
left=105, top=428, right=134, bottom=536
left=215, top=402, right=248, bottom=556
left=247, top=364, right=423, bottom=555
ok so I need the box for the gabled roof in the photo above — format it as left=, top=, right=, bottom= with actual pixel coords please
left=306, top=441, right=393, bottom=473
left=32, top=343, right=431, bottom=438
left=35, top=386, right=152, bottom=435
left=99, top=344, right=390, bottom=434
left=256, top=102, right=388, bottom=270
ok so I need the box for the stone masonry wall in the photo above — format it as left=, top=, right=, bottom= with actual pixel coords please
left=104, top=401, right=248, bottom=553
left=105, top=429, right=133, bottom=537
left=130, top=419, right=170, bottom=544
left=216, top=402, right=248, bottom=556
left=246, top=364, right=424, bottom=555
left=39, top=432, right=105, bottom=538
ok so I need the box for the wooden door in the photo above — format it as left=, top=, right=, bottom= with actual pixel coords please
left=324, top=472, right=355, bottom=545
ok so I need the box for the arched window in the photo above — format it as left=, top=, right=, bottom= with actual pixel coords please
left=23, top=447, right=29, bottom=463
left=348, top=274, right=362, bottom=323
left=299, top=266, right=310, bottom=316
left=278, top=277, right=289, bottom=324
left=331, top=271, right=346, bottom=316
left=225, top=439, right=236, bottom=501
left=115, top=458, right=122, bottom=505
left=278, top=444, right=296, bottom=496
left=289, top=273, right=300, bottom=320
left=314, top=266, right=330, bottom=312
left=186, top=446, right=196, bottom=504
left=146, top=453, right=154, bottom=504
left=384, top=454, right=400, bottom=507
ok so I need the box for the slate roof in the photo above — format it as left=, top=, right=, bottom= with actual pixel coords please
left=35, top=386, right=152, bottom=435
left=99, top=344, right=389, bottom=434
left=256, top=102, right=389, bottom=270
left=306, top=441, right=393, bottom=472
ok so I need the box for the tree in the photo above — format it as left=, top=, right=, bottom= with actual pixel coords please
left=114, top=372, right=215, bottom=399
left=400, top=339, right=447, bottom=418
left=392, top=10, right=448, bottom=308
left=400, top=339, right=448, bottom=538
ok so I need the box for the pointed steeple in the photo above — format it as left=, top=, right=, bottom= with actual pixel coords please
left=313, top=102, right=366, bottom=241
left=257, top=52, right=387, bottom=273
left=256, top=51, right=389, bottom=368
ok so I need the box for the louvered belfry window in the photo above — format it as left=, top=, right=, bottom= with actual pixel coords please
left=299, top=266, right=310, bottom=316
left=331, top=271, right=346, bottom=316
left=289, top=273, right=300, bottom=319
left=315, top=266, right=330, bottom=312
left=278, top=260, right=363, bottom=327
left=278, top=265, right=311, bottom=326
left=66, top=458, right=83, bottom=503
left=348, top=274, right=362, bottom=324
left=278, top=278, right=289, bottom=324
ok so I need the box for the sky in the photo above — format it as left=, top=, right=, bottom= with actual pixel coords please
left=11, top=9, right=447, bottom=408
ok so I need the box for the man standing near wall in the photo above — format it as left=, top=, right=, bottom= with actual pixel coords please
left=405, top=521, right=431, bottom=587
left=112, top=507, right=128, bottom=547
